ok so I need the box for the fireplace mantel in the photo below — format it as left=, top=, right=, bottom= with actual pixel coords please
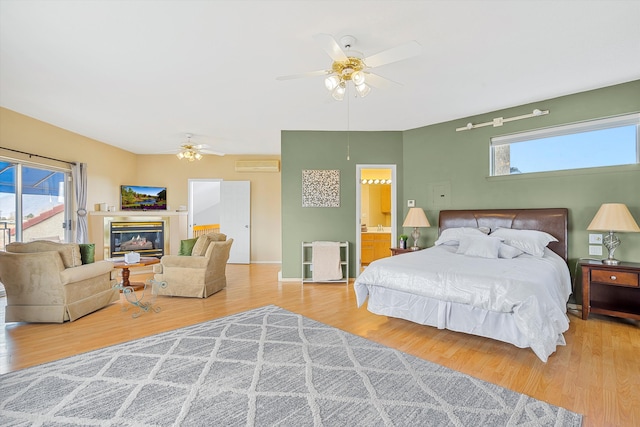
left=88, top=211, right=188, bottom=260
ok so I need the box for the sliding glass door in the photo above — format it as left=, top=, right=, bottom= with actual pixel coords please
left=0, top=159, right=71, bottom=249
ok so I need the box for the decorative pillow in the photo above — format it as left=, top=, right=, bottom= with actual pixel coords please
left=434, top=227, right=487, bottom=246
left=498, top=243, right=524, bottom=259
left=190, top=233, right=227, bottom=257
left=456, top=235, right=502, bottom=258
left=79, top=243, right=95, bottom=264
left=190, top=235, right=210, bottom=257
left=490, top=228, right=558, bottom=258
left=178, top=238, right=199, bottom=256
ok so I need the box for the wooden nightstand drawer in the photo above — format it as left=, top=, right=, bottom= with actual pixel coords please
left=591, top=269, right=638, bottom=287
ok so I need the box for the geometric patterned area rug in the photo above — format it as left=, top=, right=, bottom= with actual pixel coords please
left=0, top=305, right=582, bottom=426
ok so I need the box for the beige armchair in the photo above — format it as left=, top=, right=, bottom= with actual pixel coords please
left=153, top=233, right=233, bottom=298
left=0, top=240, right=119, bottom=323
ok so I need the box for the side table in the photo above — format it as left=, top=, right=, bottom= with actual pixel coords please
left=390, top=247, right=424, bottom=256
left=580, top=260, right=640, bottom=321
left=110, top=256, right=161, bottom=290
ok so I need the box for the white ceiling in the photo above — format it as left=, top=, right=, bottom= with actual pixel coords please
left=1, top=1, right=639, bottom=156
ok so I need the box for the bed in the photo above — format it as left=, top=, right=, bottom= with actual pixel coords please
left=354, top=208, right=572, bottom=362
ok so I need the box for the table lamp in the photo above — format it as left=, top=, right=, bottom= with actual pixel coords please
left=587, top=203, right=640, bottom=265
left=403, top=207, right=430, bottom=250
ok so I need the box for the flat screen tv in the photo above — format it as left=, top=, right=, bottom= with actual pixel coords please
left=120, top=185, right=167, bottom=211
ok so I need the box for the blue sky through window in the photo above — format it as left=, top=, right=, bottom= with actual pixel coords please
left=509, top=126, right=637, bottom=174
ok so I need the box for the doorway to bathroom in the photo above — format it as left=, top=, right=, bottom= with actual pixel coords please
left=355, top=164, right=396, bottom=275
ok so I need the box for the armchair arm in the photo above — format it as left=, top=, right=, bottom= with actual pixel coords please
left=59, top=260, right=114, bottom=285
left=0, top=251, right=66, bottom=305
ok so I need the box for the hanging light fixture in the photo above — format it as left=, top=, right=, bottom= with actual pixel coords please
left=323, top=37, right=371, bottom=101
left=176, top=134, right=204, bottom=162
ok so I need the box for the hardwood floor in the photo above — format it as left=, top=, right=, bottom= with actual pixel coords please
left=1, top=263, right=638, bottom=426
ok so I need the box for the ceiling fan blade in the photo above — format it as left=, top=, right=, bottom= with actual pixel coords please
left=364, top=40, right=421, bottom=68
left=201, top=150, right=225, bottom=157
left=276, top=69, right=332, bottom=80
left=363, top=72, right=402, bottom=89
left=313, top=33, right=348, bottom=62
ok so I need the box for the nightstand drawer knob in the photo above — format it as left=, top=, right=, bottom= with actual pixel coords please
left=610, top=275, right=617, bottom=280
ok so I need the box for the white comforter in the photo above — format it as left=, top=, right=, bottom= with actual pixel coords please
left=354, top=245, right=572, bottom=361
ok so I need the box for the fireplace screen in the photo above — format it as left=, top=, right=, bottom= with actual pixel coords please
left=110, top=221, right=164, bottom=258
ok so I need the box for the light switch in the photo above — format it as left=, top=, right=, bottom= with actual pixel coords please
left=589, top=233, right=603, bottom=244
left=589, top=245, right=603, bottom=256
left=407, top=200, right=415, bottom=207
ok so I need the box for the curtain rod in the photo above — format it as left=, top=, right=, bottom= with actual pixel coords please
left=0, top=146, right=76, bottom=165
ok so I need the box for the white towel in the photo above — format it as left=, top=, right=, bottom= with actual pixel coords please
left=312, top=241, right=343, bottom=281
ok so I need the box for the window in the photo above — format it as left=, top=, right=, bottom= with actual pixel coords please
left=490, top=113, right=640, bottom=176
left=0, top=159, right=71, bottom=248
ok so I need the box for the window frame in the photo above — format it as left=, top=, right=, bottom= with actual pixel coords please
left=0, top=157, right=72, bottom=246
left=490, top=112, right=640, bottom=176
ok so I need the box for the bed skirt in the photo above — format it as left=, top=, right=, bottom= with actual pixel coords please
left=365, top=284, right=538, bottom=350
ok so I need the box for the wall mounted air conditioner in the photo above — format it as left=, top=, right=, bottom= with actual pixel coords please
left=234, top=160, right=280, bottom=172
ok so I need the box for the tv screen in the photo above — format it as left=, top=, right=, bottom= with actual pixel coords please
left=120, top=185, right=167, bottom=211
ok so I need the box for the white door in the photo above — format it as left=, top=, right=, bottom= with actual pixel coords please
left=220, top=181, right=251, bottom=264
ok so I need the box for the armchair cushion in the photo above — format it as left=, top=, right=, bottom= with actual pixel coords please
left=60, top=260, right=114, bottom=285
left=191, top=232, right=227, bottom=256
left=7, top=241, right=82, bottom=268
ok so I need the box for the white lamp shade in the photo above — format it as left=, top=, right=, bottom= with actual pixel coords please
left=403, top=207, right=431, bottom=228
left=355, top=83, right=371, bottom=97
left=587, top=203, right=640, bottom=232
left=324, top=75, right=341, bottom=91
left=351, top=70, right=366, bottom=86
left=332, top=83, right=346, bottom=100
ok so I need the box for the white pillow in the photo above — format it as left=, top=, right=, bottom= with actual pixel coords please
left=490, top=228, right=558, bottom=258
left=498, top=243, right=524, bottom=259
left=477, top=226, right=491, bottom=235
left=456, top=236, right=502, bottom=258
left=435, top=227, right=487, bottom=246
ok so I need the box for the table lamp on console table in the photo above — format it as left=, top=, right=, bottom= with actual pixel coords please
left=587, top=203, right=640, bottom=265
left=402, top=207, right=431, bottom=250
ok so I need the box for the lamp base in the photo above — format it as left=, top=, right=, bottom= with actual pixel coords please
left=602, top=258, right=620, bottom=266
left=409, top=246, right=421, bottom=251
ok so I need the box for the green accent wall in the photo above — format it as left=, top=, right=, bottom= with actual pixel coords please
left=281, top=131, right=403, bottom=278
left=282, top=81, right=640, bottom=301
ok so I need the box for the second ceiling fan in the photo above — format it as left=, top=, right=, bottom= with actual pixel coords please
left=277, top=34, right=421, bottom=100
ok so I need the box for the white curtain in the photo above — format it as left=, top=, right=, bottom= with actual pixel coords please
left=71, top=162, right=88, bottom=243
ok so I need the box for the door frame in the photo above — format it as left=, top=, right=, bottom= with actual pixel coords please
left=355, top=164, right=396, bottom=276
left=187, top=178, right=222, bottom=238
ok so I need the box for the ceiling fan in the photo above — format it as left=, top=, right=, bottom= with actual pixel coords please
left=176, top=134, right=225, bottom=161
left=277, top=34, right=421, bottom=100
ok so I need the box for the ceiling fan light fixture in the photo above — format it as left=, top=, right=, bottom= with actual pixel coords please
left=351, top=70, right=365, bottom=86
left=355, top=82, right=371, bottom=97
left=332, top=82, right=346, bottom=100
left=177, top=134, right=205, bottom=161
left=324, top=75, right=341, bottom=91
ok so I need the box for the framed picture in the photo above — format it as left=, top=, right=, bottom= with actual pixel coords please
left=302, top=169, right=340, bottom=208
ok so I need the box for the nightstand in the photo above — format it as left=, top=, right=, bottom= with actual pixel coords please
left=580, top=260, right=640, bottom=321
left=390, top=247, right=424, bottom=256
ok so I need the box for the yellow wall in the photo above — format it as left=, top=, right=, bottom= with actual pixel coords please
left=0, top=108, right=282, bottom=263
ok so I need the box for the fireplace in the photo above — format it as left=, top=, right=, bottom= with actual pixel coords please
left=109, top=220, right=164, bottom=258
